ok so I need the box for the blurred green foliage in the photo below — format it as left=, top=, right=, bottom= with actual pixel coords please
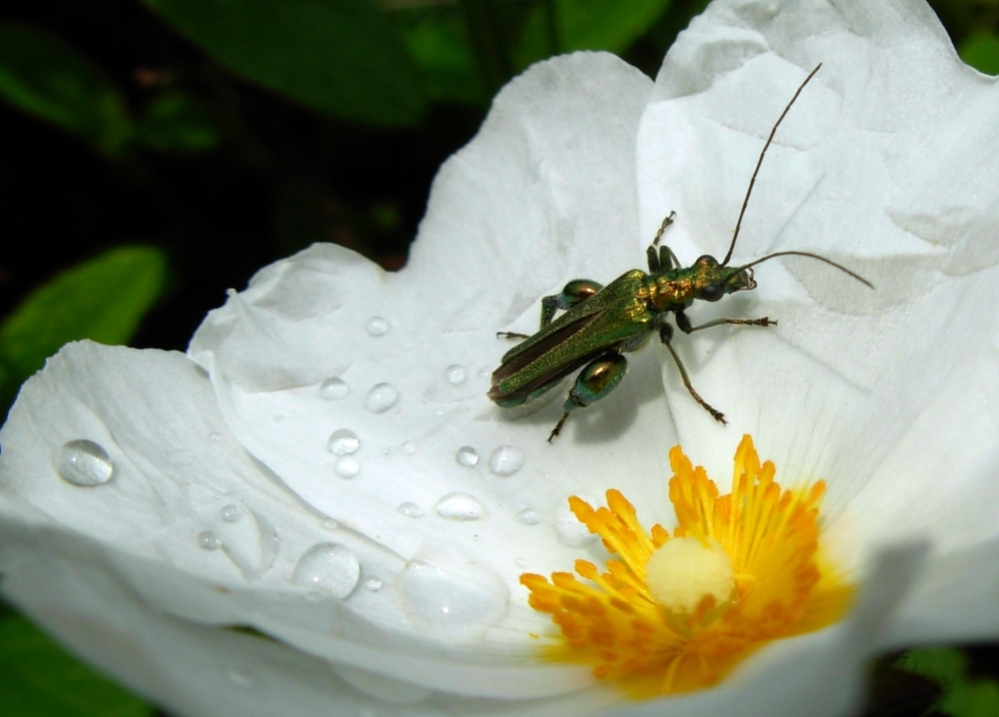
left=0, top=614, right=152, bottom=717
left=1, top=2, right=999, bottom=716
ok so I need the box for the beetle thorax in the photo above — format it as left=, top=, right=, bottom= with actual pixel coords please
left=650, top=274, right=695, bottom=312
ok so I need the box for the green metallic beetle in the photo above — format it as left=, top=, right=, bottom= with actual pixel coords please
left=489, top=65, right=873, bottom=442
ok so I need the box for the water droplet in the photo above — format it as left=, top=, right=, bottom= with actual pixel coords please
left=327, top=428, right=360, bottom=456
left=366, top=316, right=390, bottom=336
left=209, top=432, right=223, bottom=442
left=319, top=377, right=349, bottom=400
left=197, top=530, right=222, bottom=551
left=219, top=504, right=242, bottom=523
left=556, top=503, right=598, bottom=548
left=398, top=554, right=509, bottom=641
left=445, top=364, right=467, bottom=385
left=455, top=446, right=478, bottom=467
left=227, top=669, right=253, bottom=688
left=334, top=457, right=360, bottom=479
left=365, top=383, right=399, bottom=413
left=401, top=440, right=417, bottom=455
left=435, top=492, right=485, bottom=521
left=291, top=543, right=360, bottom=599
left=517, top=508, right=540, bottom=525
left=320, top=518, right=338, bottom=530
left=363, top=577, right=383, bottom=592
left=488, top=445, right=523, bottom=477
left=54, top=440, right=114, bottom=486
left=397, top=502, right=423, bottom=518
left=515, top=558, right=528, bottom=568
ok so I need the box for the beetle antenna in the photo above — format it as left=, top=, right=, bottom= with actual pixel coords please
left=735, top=250, right=874, bottom=289
left=722, top=63, right=822, bottom=266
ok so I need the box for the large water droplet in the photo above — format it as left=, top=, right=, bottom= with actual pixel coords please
left=455, top=446, right=478, bottom=467
left=488, top=445, right=523, bottom=477
left=54, top=440, right=114, bottom=486
left=319, top=377, right=349, bottom=400
left=398, top=554, right=509, bottom=641
left=445, top=364, right=467, bottom=385
left=435, top=492, right=485, bottom=521
left=517, top=508, right=540, bottom=525
left=334, top=457, right=360, bottom=479
left=397, top=502, right=423, bottom=518
left=197, top=530, right=222, bottom=551
left=365, top=383, right=399, bottom=413
left=219, top=504, right=242, bottom=523
left=327, top=428, right=360, bottom=456
left=366, top=316, right=390, bottom=336
left=363, top=577, right=383, bottom=592
left=291, top=543, right=360, bottom=599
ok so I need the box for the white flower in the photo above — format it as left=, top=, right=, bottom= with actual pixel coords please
left=3, top=0, right=999, bottom=715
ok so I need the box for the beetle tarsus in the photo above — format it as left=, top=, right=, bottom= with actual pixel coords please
left=548, top=412, right=570, bottom=443
left=497, top=331, right=530, bottom=340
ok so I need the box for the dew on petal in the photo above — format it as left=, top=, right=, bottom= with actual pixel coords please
left=366, top=316, right=390, bottom=336
left=456, top=446, right=479, bottom=467
left=219, top=504, right=242, bottom=523
left=291, top=543, right=360, bottom=599
left=321, top=518, right=339, bottom=530
left=402, top=440, right=417, bottom=455
left=397, top=558, right=509, bottom=640
left=488, top=445, right=523, bottom=477
left=227, top=669, right=253, bottom=688
left=334, top=457, right=360, bottom=479
left=445, top=364, right=467, bottom=385
left=517, top=508, right=540, bottom=525
left=365, top=383, right=399, bottom=413
left=319, top=377, right=349, bottom=400
left=556, top=504, right=598, bottom=548
left=197, top=530, right=222, bottom=551
left=398, top=502, right=423, bottom=518
left=327, top=428, right=360, bottom=456
left=53, top=440, right=114, bottom=486
left=363, top=577, right=383, bottom=592
left=435, top=492, right=485, bottom=521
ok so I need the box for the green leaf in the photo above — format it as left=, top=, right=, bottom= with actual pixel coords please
left=898, top=647, right=999, bottom=717
left=0, top=23, right=133, bottom=153
left=142, top=0, right=426, bottom=126
left=0, top=615, right=152, bottom=717
left=515, top=0, right=672, bottom=70
left=959, top=33, right=999, bottom=76
left=134, top=91, right=221, bottom=152
left=0, top=246, right=167, bottom=383
left=396, top=9, right=488, bottom=106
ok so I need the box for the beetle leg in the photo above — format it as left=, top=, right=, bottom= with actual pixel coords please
left=658, top=323, right=726, bottom=424
left=540, top=279, right=603, bottom=328
left=648, top=212, right=678, bottom=274
left=674, top=310, right=776, bottom=334
left=497, top=331, right=531, bottom=340
left=548, top=352, right=628, bottom=442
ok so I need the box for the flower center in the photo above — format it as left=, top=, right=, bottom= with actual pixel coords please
left=645, top=537, right=734, bottom=613
left=520, top=435, right=854, bottom=698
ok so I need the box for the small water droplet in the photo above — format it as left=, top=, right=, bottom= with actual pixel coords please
left=209, top=432, right=223, bottom=442
left=435, top=492, right=485, bottom=521
left=334, top=457, right=360, bottom=479
left=363, top=577, right=383, bottom=592
left=319, top=377, right=349, bottom=400
left=515, top=558, right=528, bottom=568
left=292, top=543, right=360, bottom=599
left=366, top=316, right=390, bottom=336
left=320, top=518, right=338, bottom=531
left=227, top=669, right=253, bottom=688
left=365, top=383, right=399, bottom=413
left=517, top=508, right=540, bottom=525
left=401, top=440, right=417, bottom=455
left=54, top=440, right=114, bottom=486
left=455, top=446, right=478, bottom=467
left=488, top=445, right=523, bottom=477
left=398, top=554, right=509, bottom=641
left=327, top=428, right=360, bottom=456
left=219, top=504, right=242, bottom=523
left=397, top=502, right=423, bottom=518
left=556, top=503, right=598, bottom=548
left=445, top=364, right=467, bottom=385
left=197, top=530, right=222, bottom=551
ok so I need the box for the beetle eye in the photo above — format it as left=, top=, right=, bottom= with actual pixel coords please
left=695, top=255, right=719, bottom=268
left=701, top=283, right=725, bottom=302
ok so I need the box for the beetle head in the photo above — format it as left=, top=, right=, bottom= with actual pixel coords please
left=692, top=255, right=757, bottom=302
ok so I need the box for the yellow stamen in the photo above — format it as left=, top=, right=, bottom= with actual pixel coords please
left=520, top=435, right=853, bottom=698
